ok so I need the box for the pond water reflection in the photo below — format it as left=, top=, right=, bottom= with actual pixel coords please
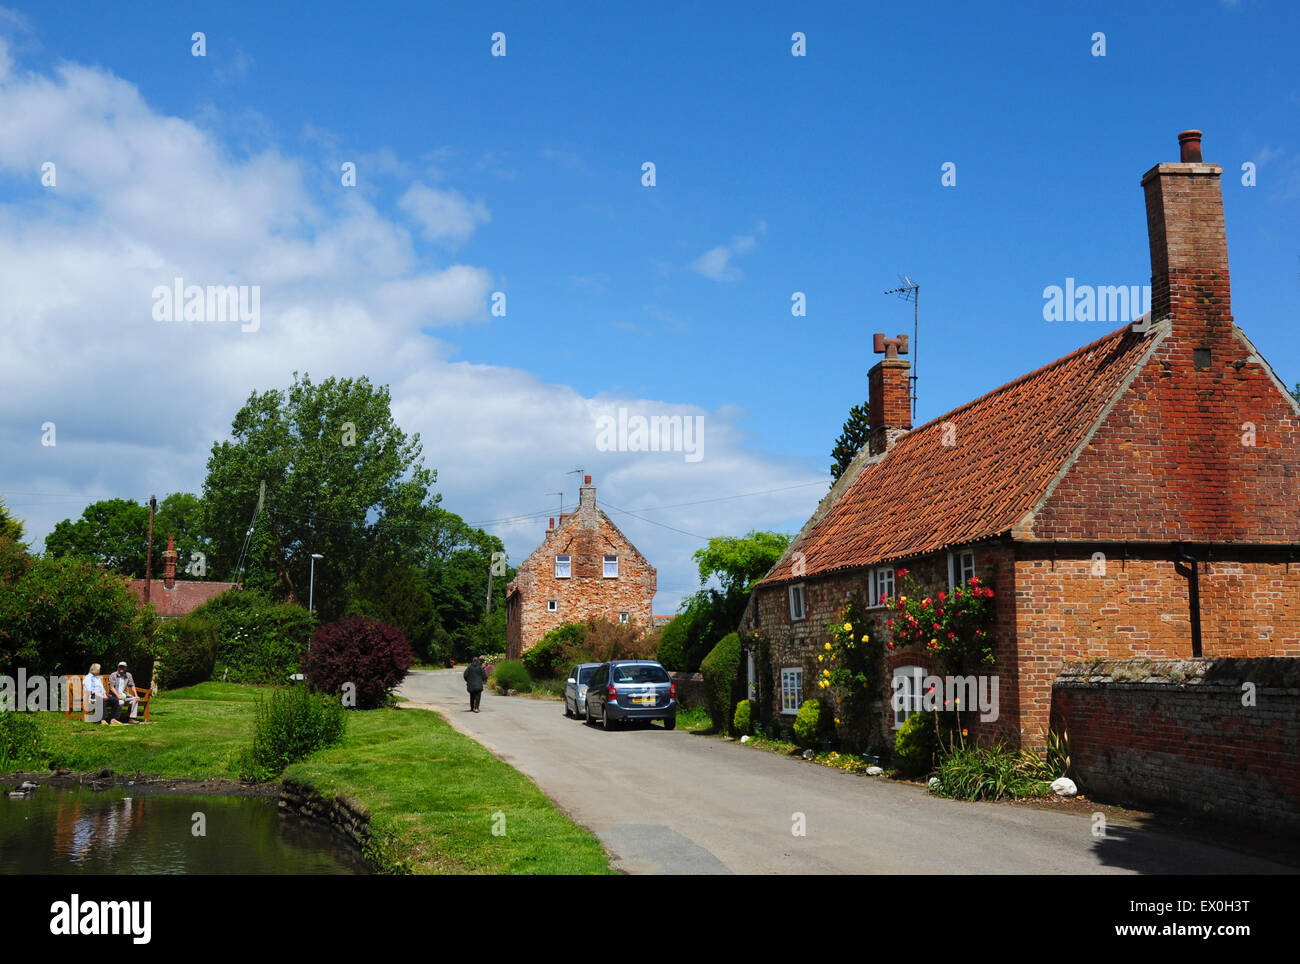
left=0, top=786, right=369, bottom=874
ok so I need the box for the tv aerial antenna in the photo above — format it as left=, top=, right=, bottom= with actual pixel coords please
left=883, top=275, right=920, bottom=418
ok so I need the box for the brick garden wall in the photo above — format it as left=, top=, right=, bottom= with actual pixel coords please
left=1014, top=549, right=1300, bottom=746
left=1051, top=658, right=1300, bottom=833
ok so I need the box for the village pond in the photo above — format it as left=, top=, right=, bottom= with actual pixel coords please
left=0, top=784, right=369, bottom=874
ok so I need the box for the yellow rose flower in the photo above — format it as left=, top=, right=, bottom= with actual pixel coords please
left=822, top=669, right=830, bottom=677
left=817, top=654, right=824, bottom=662
left=824, top=642, right=832, bottom=651
left=861, top=635, right=869, bottom=642
left=899, top=596, right=907, bottom=604
left=930, top=638, right=938, bottom=646
left=843, top=622, right=852, bottom=632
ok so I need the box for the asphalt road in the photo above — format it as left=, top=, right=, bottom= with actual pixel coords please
left=398, top=669, right=1293, bottom=875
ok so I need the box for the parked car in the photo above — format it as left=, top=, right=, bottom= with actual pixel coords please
left=563, top=663, right=602, bottom=719
left=583, top=660, right=677, bottom=730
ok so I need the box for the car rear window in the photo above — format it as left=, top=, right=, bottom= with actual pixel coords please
left=612, top=664, right=669, bottom=683
left=577, top=666, right=596, bottom=684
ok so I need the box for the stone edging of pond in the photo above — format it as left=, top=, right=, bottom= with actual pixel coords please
left=278, top=778, right=372, bottom=856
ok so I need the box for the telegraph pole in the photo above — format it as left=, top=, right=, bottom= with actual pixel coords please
left=144, top=495, right=157, bottom=603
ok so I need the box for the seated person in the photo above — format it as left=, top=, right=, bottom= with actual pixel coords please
left=110, top=661, right=141, bottom=723
left=83, top=663, right=119, bottom=724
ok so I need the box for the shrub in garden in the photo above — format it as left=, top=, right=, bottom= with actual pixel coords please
left=152, top=614, right=218, bottom=689
left=0, top=711, right=44, bottom=770
left=732, top=699, right=752, bottom=736
left=0, top=541, right=152, bottom=679
left=886, top=569, right=996, bottom=674
left=522, top=623, right=585, bottom=678
left=580, top=617, right=657, bottom=663
left=700, top=632, right=742, bottom=733
left=238, top=686, right=346, bottom=782
left=192, top=589, right=315, bottom=683
left=893, top=710, right=940, bottom=777
left=489, top=659, right=532, bottom=695
left=793, top=697, right=834, bottom=749
left=929, top=742, right=1052, bottom=801
left=302, top=616, right=414, bottom=710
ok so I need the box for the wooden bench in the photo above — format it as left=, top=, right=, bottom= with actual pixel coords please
left=65, top=675, right=152, bottom=723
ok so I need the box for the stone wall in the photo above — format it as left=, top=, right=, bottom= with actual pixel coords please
left=1051, top=658, right=1300, bottom=833
left=280, top=779, right=371, bottom=855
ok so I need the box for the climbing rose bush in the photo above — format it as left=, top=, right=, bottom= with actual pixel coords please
left=885, top=570, right=995, bottom=672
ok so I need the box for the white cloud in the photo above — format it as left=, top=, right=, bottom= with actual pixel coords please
left=689, top=225, right=765, bottom=282
left=398, top=182, right=490, bottom=243
left=0, top=53, right=822, bottom=612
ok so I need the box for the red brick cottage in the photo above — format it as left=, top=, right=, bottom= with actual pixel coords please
left=505, top=476, right=657, bottom=657
left=743, top=130, right=1300, bottom=750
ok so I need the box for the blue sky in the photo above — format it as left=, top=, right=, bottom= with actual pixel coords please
left=1, top=1, right=1297, bottom=608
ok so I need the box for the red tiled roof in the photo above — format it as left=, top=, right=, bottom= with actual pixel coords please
left=128, top=579, right=238, bottom=618
left=762, top=323, right=1157, bottom=584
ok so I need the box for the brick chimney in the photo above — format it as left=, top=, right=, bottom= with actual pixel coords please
left=579, top=474, right=595, bottom=511
left=163, top=535, right=177, bottom=590
left=868, top=333, right=912, bottom=454
left=1142, top=129, right=1233, bottom=346
left=546, top=517, right=555, bottom=540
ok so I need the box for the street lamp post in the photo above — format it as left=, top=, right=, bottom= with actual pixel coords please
left=309, top=553, right=324, bottom=614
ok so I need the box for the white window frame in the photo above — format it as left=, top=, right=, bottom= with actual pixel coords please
left=788, top=583, right=807, bottom=621
left=869, top=566, right=895, bottom=608
left=603, top=554, right=619, bottom=578
left=618, top=611, right=629, bottom=624
left=555, top=554, right=571, bottom=578
left=780, top=667, right=804, bottom=715
left=948, top=550, right=976, bottom=589
left=893, top=665, right=925, bottom=729
left=547, top=599, right=558, bottom=612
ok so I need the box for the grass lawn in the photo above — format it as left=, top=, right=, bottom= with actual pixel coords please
left=14, top=681, right=613, bottom=875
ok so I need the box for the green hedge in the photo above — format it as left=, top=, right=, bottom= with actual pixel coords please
left=655, top=613, right=690, bottom=671
left=700, top=632, right=742, bottom=733
left=191, top=589, right=315, bottom=684
left=523, top=623, right=586, bottom=678
left=153, top=614, right=219, bottom=689
left=489, top=659, right=532, bottom=695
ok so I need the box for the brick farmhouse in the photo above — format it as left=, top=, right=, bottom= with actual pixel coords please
left=505, top=476, right=656, bottom=657
left=744, top=130, right=1300, bottom=751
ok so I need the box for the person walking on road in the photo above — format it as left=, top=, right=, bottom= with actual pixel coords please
left=463, top=656, right=488, bottom=712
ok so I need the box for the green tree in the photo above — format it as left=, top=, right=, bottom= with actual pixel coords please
left=43, top=493, right=210, bottom=579
left=422, top=508, right=513, bottom=649
left=201, top=373, right=440, bottom=618
left=830, top=401, right=871, bottom=483
left=347, top=562, right=439, bottom=661
left=45, top=498, right=149, bottom=575
left=1292, top=383, right=1299, bottom=405
left=0, top=498, right=26, bottom=548
left=674, top=530, right=791, bottom=672
left=693, top=530, right=792, bottom=597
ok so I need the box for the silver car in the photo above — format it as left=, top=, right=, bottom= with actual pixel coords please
left=563, top=663, right=601, bottom=719
left=583, top=660, right=677, bottom=730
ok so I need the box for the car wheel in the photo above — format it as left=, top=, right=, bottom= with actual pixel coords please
left=663, top=714, right=677, bottom=731
left=584, top=705, right=594, bottom=726
left=602, top=706, right=614, bottom=731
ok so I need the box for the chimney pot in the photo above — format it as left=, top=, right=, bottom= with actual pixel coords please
left=163, top=535, right=178, bottom=590
left=868, top=336, right=913, bottom=455
left=584, top=474, right=591, bottom=485
left=1142, top=128, right=1232, bottom=342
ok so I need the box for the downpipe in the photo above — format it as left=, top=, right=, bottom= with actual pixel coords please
left=1174, top=544, right=1203, bottom=658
